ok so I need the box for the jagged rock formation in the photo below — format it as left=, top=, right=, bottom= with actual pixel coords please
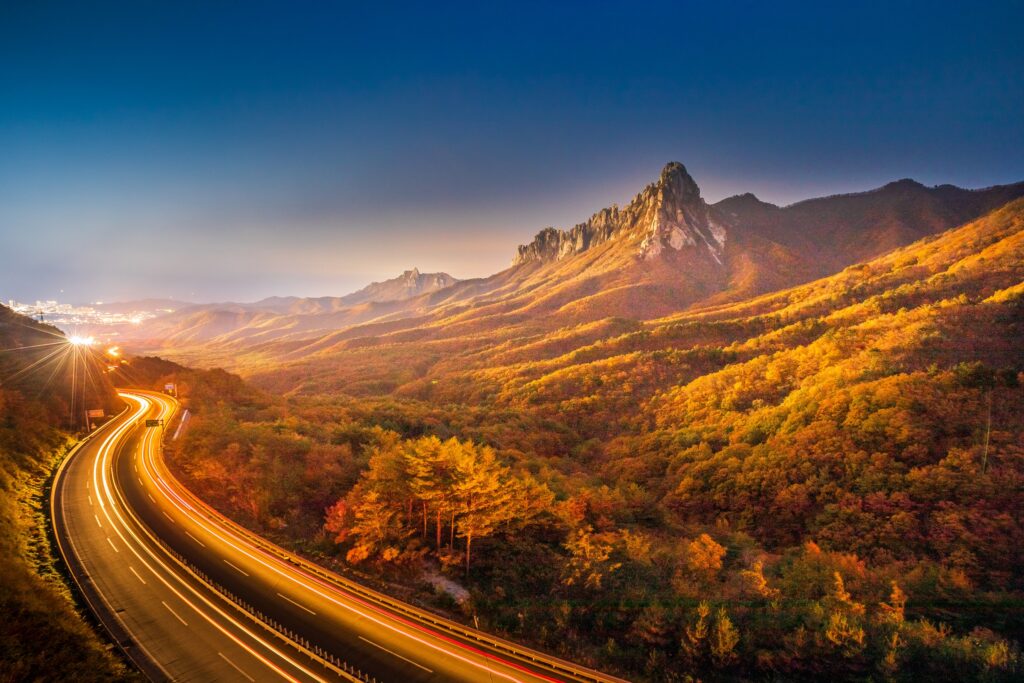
left=512, top=162, right=728, bottom=266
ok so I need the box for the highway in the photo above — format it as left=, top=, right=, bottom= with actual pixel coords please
left=53, top=389, right=624, bottom=683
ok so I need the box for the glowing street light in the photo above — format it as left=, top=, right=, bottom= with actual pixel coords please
left=68, top=335, right=96, bottom=346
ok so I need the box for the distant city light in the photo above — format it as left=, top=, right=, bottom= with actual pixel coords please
left=5, top=298, right=164, bottom=332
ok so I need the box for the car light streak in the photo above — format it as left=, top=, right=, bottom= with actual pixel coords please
left=127, top=390, right=572, bottom=683
left=89, top=395, right=326, bottom=683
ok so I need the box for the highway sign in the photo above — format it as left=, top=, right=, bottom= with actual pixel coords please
left=145, top=419, right=162, bottom=428
left=87, top=409, right=105, bottom=418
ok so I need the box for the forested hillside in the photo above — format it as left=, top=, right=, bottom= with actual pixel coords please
left=163, top=199, right=1024, bottom=680
left=0, top=305, right=131, bottom=681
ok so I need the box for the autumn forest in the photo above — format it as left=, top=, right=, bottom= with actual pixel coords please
left=140, top=196, right=1024, bottom=681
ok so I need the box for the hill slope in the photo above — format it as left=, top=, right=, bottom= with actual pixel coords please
left=170, top=199, right=1024, bottom=680
left=0, top=305, right=130, bottom=681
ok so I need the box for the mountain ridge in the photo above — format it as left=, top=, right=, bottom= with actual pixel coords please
left=108, top=163, right=1024, bottom=363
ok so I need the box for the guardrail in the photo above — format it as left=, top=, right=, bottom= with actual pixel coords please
left=49, top=406, right=172, bottom=682
left=163, top=544, right=368, bottom=682
left=143, top=390, right=626, bottom=683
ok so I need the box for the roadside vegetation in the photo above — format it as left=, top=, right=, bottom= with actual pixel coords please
left=158, top=202, right=1024, bottom=680
left=0, top=306, right=135, bottom=681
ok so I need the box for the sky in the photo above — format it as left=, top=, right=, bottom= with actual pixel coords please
left=2, top=1, right=1022, bottom=303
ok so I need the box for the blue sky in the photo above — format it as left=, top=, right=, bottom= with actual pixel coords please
left=2, top=1, right=1022, bottom=302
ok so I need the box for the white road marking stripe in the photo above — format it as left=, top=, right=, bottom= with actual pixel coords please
left=147, top=492, right=155, bottom=503
left=161, top=600, right=188, bottom=626
left=277, top=592, right=316, bottom=615
left=88, top=494, right=93, bottom=506
left=163, top=511, right=175, bottom=524
left=224, top=559, right=249, bottom=576
left=358, top=636, right=433, bottom=673
left=94, top=514, right=102, bottom=527
left=129, top=565, right=146, bottom=584
left=185, top=531, right=206, bottom=547
left=106, top=537, right=118, bottom=552
left=218, top=652, right=255, bottom=682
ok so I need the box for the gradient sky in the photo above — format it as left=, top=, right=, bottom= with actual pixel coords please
left=2, top=1, right=1022, bottom=303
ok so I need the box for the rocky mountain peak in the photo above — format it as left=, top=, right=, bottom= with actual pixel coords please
left=512, top=161, right=728, bottom=266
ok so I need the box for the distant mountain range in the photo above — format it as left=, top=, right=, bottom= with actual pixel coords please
left=110, top=162, right=1023, bottom=371
left=108, top=267, right=458, bottom=348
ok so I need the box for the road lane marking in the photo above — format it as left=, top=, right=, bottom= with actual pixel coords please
left=218, top=652, right=255, bottom=682
left=138, top=476, right=144, bottom=487
left=88, top=494, right=93, bottom=506
left=106, top=537, right=118, bottom=553
left=132, top=394, right=535, bottom=683
left=147, top=493, right=155, bottom=503
left=358, top=636, right=434, bottom=673
left=224, top=559, right=249, bottom=576
left=128, top=392, right=535, bottom=683
left=163, top=511, right=175, bottom=524
left=129, top=565, right=147, bottom=585
left=94, top=514, right=102, bottom=527
left=277, top=592, right=316, bottom=615
left=185, top=531, right=206, bottom=547
left=92, top=395, right=321, bottom=683
left=161, top=600, right=189, bottom=626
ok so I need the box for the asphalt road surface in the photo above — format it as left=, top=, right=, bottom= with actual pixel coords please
left=53, top=389, right=623, bottom=683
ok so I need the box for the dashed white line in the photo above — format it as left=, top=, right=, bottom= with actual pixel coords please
left=106, top=537, right=119, bottom=553
left=129, top=565, right=147, bottom=585
left=358, top=636, right=433, bottom=673
left=163, top=511, right=175, bottom=524
left=276, top=592, right=316, bottom=615
left=218, top=652, right=255, bottom=681
left=88, top=494, right=93, bottom=506
left=224, top=559, right=249, bottom=577
left=147, top=493, right=155, bottom=504
left=94, top=514, right=102, bottom=528
left=161, top=600, right=188, bottom=626
left=185, top=531, right=206, bottom=547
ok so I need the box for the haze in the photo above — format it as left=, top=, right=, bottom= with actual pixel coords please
left=2, top=1, right=1022, bottom=302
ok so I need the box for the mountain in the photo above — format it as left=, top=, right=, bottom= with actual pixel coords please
left=108, top=269, right=458, bottom=352
left=335, top=268, right=459, bottom=306
left=251, top=195, right=1024, bottom=400
left=171, top=195, right=1024, bottom=680
left=713, top=177, right=1024, bottom=276
left=249, top=268, right=458, bottom=314
left=114, top=163, right=1024, bottom=368
left=513, top=162, right=728, bottom=266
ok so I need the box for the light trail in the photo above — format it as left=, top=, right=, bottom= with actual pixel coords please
left=130, top=390, right=587, bottom=683
left=87, top=395, right=327, bottom=683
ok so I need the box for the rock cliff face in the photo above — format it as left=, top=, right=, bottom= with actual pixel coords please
left=512, top=162, right=729, bottom=266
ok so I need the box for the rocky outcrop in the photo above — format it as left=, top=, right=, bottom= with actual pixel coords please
left=512, top=162, right=729, bottom=266
left=342, top=268, right=458, bottom=305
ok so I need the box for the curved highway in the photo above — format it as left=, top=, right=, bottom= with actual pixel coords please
left=53, top=390, right=624, bottom=682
